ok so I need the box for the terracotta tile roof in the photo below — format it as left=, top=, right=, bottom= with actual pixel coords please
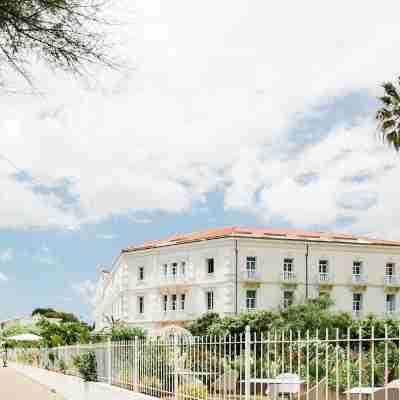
left=121, top=226, right=400, bottom=253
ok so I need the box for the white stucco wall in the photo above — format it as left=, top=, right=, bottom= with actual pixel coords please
left=93, top=236, right=400, bottom=332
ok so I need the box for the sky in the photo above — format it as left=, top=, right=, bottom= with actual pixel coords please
left=0, top=1, right=400, bottom=321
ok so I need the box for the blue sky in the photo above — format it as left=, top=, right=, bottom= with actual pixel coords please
left=0, top=1, right=400, bottom=321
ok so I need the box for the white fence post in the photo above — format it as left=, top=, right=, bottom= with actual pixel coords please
left=245, top=325, right=251, bottom=400
left=174, top=334, right=178, bottom=399
left=107, top=337, right=112, bottom=385
left=134, top=336, right=138, bottom=391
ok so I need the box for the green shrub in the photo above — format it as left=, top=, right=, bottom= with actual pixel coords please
left=74, top=352, right=97, bottom=382
left=58, top=359, right=67, bottom=373
left=111, top=327, right=146, bottom=341
left=177, top=383, right=208, bottom=400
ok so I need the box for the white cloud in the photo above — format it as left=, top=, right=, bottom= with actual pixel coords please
left=73, top=280, right=97, bottom=305
left=0, top=272, right=9, bottom=282
left=1, top=0, right=400, bottom=238
left=0, top=249, right=14, bottom=262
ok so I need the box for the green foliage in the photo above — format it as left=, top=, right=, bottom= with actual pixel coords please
left=185, top=313, right=221, bottom=336
left=376, top=78, right=400, bottom=150
left=186, top=298, right=360, bottom=337
left=37, top=318, right=91, bottom=347
left=58, top=359, right=67, bottom=374
left=177, top=383, right=208, bottom=400
left=32, top=308, right=79, bottom=323
left=74, top=351, right=97, bottom=382
left=111, top=327, right=146, bottom=341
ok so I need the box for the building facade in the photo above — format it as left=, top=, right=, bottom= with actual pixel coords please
left=93, top=227, right=400, bottom=333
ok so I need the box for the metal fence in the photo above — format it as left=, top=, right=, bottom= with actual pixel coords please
left=8, top=326, right=400, bottom=400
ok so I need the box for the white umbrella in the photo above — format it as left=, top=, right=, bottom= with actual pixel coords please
left=7, top=333, right=42, bottom=342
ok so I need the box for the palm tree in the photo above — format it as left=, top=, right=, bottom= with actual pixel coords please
left=376, top=79, right=400, bottom=150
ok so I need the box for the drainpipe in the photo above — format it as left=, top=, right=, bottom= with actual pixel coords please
left=305, top=243, right=309, bottom=300
left=235, top=239, right=238, bottom=315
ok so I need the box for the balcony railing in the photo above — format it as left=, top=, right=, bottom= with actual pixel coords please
left=156, top=310, right=193, bottom=321
left=159, top=272, right=191, bottom=286
left=385, top=309, right=398, bottom=318
left=384, top=275, right=400, bottom=286
left=242, top=270, right=262, bottom=281
left=317, top=272, right=334, bottom=284
left=351, top=274, right=367, bottom=284
left=281, top=271, right=297, bottom=283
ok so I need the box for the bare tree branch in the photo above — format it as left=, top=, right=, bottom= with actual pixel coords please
left=0, top=0, right=120, bottom=86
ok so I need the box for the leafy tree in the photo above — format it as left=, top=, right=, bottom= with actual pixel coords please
left=376, top=79, right=400, bottom=150
left=32, top=308, right=79, bottom=323
left=0, top=0, right=117, bottom=85
left=37, top=318, right=91, bottom=347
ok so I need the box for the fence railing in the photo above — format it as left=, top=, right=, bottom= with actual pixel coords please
left=8, top=326, right=400, bottom=400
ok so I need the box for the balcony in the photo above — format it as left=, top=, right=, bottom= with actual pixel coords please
left=158, top=272, right=192, bottom=289
left=156, top=310, right=194, bottom=322
left=351, top=274, right=368, bottom=288
left=241, top=270, right=262, bottom=282
left=281, top=271, right=297, bottom=286
left=317, top=272, right=334, bottom=284
left=384, top=275, right=400, bottom=287
left=385, top=309, right=399, bottom=318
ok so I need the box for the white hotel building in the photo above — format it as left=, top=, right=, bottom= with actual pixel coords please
left=93, top=227, right=400, bottom=333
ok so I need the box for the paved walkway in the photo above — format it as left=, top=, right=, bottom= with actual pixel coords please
left=0, top=366, right=65, bottom=399
left=9, top=363, right=155, bottom=400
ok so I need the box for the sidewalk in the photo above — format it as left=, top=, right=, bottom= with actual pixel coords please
left=9, top=363, right=155, bottom=400
left=0, top=366, right=65, bottom=399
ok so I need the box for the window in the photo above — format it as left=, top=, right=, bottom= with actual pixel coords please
left=207, top=258, right=215, bottom=274
left=386, top=294, right=396, bottom=313
left=171, top=294, right=177, bottom=311
left=353, top=293, right=362, bottom=313
left=246, top=257, right=257, bottom=271
left=386, top=263, right=395, bottom=277
left=138, top=296, right=144, bottom=314
left=180, top=294, right=186, bottom=310
left=283, top=290, right=294, bottom=309
left=181, top=261, right=186, bottom=276
left=206, top=291, right=214, bottom=311
left=172, top=263, right=178, bottom=277
left=163, top=295, right=168, bottom=312
left=352, top=261, right=362, bottom=276
left=283, top=258, right=294, bottom=280
left=283, top=258, right=294, bottom=272
left=319, top=260, right=328, bottom=274
left=163, top=264, right=168, bottom=276
left=138, top=267, right=144, bottom=281
left=246, top=290, right=257, bottom=310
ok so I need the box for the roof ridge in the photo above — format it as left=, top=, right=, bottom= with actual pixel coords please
left=121, top=226, right=400, bottom=253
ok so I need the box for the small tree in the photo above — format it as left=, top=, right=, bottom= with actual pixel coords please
left=376, top=78, right=400, bottom=150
